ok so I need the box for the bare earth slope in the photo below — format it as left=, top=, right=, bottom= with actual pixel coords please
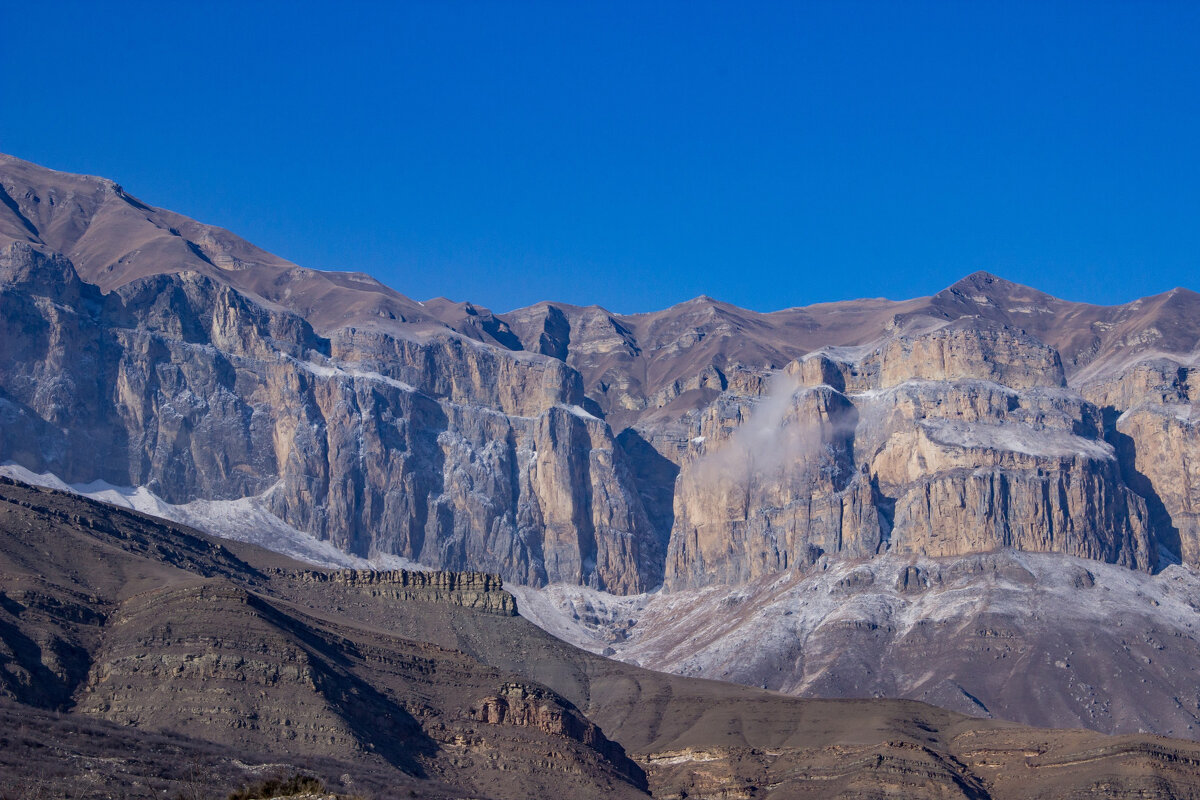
left=7, top=477, right=1200, bottom=799
left=0, top=476, right=646, bottom=799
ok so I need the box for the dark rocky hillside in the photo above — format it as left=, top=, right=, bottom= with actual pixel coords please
left=5, top=477, right=1200, bottom=798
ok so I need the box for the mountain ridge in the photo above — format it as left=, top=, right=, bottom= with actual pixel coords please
left=3, top=152, right=1200, bottom=743
left=7, top=152, right=1197, bottom=368
left=4, top=151, right=1197, bottom=585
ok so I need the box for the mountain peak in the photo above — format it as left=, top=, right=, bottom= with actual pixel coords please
left=938, top=270, right=1057, bottom=305
left=946, top=270, right=1017, bottom=292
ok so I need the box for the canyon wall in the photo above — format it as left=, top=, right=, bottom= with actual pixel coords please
left=665, top=323, right=1156, bottom=590
left=2, top=154, right=1199, bottom=596
left=0, top=243, right=661, bottom=592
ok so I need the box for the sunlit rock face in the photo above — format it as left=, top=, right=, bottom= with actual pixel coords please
left=1082, top=360, right=1200, bottom=567
left=2, top=152, right=1200, bottom=599
left=665, top=323, right=1154, bottom=591
left=0, top=243, right=661, bottom=592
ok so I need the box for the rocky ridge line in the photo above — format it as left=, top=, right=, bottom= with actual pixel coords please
left=277, top=568, right=518, bottom=615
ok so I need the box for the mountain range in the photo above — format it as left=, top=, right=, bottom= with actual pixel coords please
left=1, top=151, right=1200, bottom=768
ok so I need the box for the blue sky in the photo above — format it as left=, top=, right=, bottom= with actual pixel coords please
left=2, top=1, right=1198, bottom=313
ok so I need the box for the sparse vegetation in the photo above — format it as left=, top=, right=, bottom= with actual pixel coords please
left=226, top=774, right=325, bottom=800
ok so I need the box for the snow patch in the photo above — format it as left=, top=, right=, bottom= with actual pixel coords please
left=1158, top=404, right=1195, bottom=423
left=803, top=342, right=881, bottom=364
left=561, top=404, right=600, bottom=421
left=289, top=356, right=418, bottom=393
left=0, top=463, right=428, bottom=571
left=920, top=418, right=1114, bottom=459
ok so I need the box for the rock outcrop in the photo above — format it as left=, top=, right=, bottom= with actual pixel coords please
left=665, top=323, right=1154, bottom=590
left=0, top=242, right=661, bottom=592
left=470, top=682, right=646, bottom=787
left=1, top=152, right=1199, bottom=605
left=280, top=568, right=518, bottom=615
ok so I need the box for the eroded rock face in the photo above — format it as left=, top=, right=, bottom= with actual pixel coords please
left=280, top=569, right=518, bottom=615
left=668, top=382, right=879, bottom=588
left=0, top=236, right=1186, bottom=597
left=470, top=682, right=645, bottom=788
left=1082, top=360, right=1200, bottom=566
left=0, top=243, right=660, bottom=592
left=3, top=153, right=1200, bottom=602
left=856, top=320, right=1067, bottom=391
left=666, top=323, right=1154, bottom=590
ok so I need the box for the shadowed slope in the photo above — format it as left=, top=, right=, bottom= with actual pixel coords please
left=5, top=478, right=1200, bottom=796
left=0, top=477, right=648, bottom=799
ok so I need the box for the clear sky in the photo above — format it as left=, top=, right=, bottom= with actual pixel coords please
left=2, top=1, right=1198, bottom=313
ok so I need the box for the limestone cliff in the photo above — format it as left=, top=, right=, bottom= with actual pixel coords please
left=1083, top=360, right=1200, bottom=566
left=666, top=323, right=1154, bottom=590
left=2, top=153, right=1200, bottom=600
left=0, top=243, right=660, bottom=592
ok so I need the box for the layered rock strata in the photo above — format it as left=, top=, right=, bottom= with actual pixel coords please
left=470, top=682, right=644, bottom=786
left=2, top=153, right=1200, bottom=603
left=0, top=243, right=660, bottom=592
left=665, top=323, right=1154, bottom=589
left=280, top=568, right=518, bottom=615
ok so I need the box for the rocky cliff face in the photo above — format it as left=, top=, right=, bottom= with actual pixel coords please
left=0, top=241, right=661, bottom=593
left=470, top=681, right=645, bottom=787
left=665, top=322, right=1154, bottom=590
left=1, top=152, right=1198, bottom=604
left=1081, top=360, right=1200, bottom=567
left=8, top=153, right=1200, bottom=747
left=281, top=568, right=519, bottom=615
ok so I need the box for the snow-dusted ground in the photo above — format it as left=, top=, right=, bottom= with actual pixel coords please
left=508, top=583, right=653, bottom=654
left=512, top=551, right=1200, bottom=737
left=288, top=355, right=419, bottom=394
left=516, top=551, right=1200, bottom=667
left=0, top=462, right=426, bottom=571
left=1119, top=401, right=1197, bottom=425
left=920, top=418, right=1116, bottom=459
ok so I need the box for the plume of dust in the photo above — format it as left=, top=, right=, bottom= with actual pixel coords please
left=691, top=371, right=858, bottom=515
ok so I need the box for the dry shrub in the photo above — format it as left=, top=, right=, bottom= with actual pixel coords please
left=226, top=774, right=325, bottom=800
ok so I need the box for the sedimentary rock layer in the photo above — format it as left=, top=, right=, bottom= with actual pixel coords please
left=0, top=242, right=660, bottom=592
left=1, top=152, right=1198, bottom=601
left=665, top=323, right=1155, bottom=590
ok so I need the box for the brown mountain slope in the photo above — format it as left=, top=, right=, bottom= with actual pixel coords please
left=0, top=152, right=522, bottom=347
left=4, top=152, right=1198, bottom=432
left=0, top=476, right=647, bottom=799
left=5, top=477, right=1200, bottom=799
